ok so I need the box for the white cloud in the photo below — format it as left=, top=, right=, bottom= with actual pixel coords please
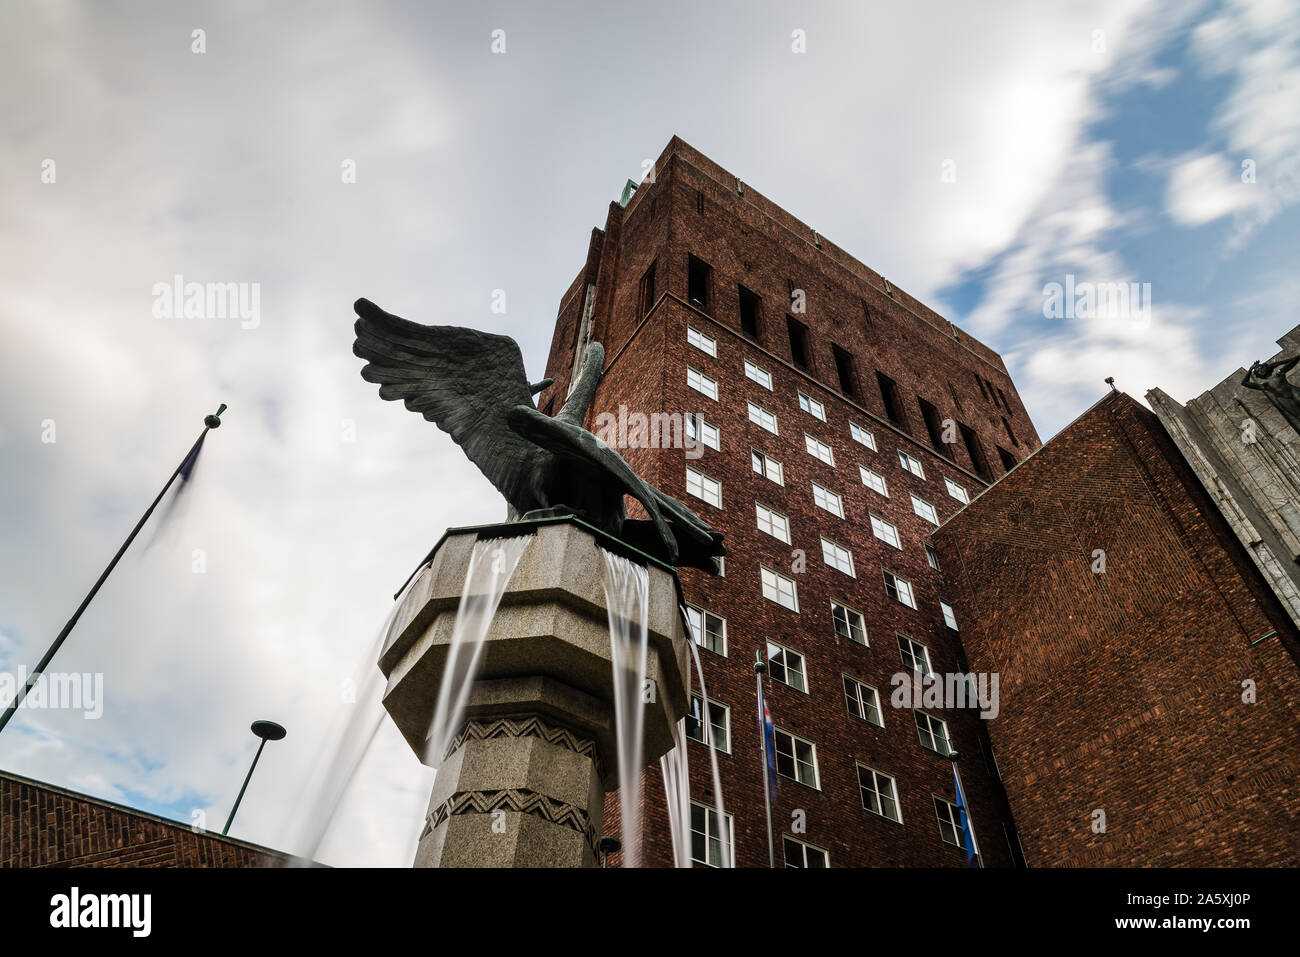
left=1165, top=152, right=1261, bottom=225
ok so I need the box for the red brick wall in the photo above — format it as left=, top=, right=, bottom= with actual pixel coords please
left=1, top=771, right=289, bottom=868
left=932, top=393, right=1300, bottom=866
left=549, top=138, right=1029, bottom=866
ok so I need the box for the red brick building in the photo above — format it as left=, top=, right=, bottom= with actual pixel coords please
left=540, top=137, right=1038, bottom=867
left=1, top=769, right=289, bottom=867
left=932, top=392, right=1300, bottom=866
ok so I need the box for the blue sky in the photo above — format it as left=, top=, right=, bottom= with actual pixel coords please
left=0, top=0, right=1297, bottom=866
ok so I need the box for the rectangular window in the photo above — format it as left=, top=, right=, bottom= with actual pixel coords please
left=685, top=604, right=726, bottom=656
left=884, top=571, right=917, bottom=609
left=897, top=633, right=932, bottom=674
left=918, top=396, right=950, bottom=459
left=876, top=371, right=907, bottom=430
left=998, top=445, right=1018, bottom=472
left=940, top=600, right=958, bottom=631
left=996, top=385, right=1012, bottom=413
left=831, top=602, right=867, bottom=646
left=687, top=254, right=711, bottom=313
left=898, top=450, right=925, bottom=479
left=787, top=316, right=810, bottom=370
left=761, top=567, right=799, bottom=613
left=798, top=392, right=826, bottom=421
left=805, top=434, right=835, bottom=466
left=1001, top=415, right=1019, bottom=448
left=935, top=798, right=963, bottom=847
left=870, top=515, right=901, bottom=550
left=684, top=413, right=719, bottom=451
left=686, top=694, right=731, bottom=752
left=857, top=765, right=902, bottom=822
left=911, top=494, right=939, bottom=525
left=767, top=640, right=807, bottom=691
left=744, top=359, right=773, bottom=390
left=811, top=482, right=844, bottom=519
left=739, top=285, right=761, bottom=342
left=783, top=835, right=829, bottom=868
left=843, top=674, right=882, bottom=725
left=860, top=466, right=888, bottom=497
left=686, top=326, right=716, bottom=357
left=685, top=467, right=721, bottom=508
left=821, top=537, right=855, bottom=577
left=832, top=344, right=857, bottom=398
left=748, top=402, right=778, bottom=434
left=755, top=503, right=791, bottom=544
left=849, top=422, right=877, bottom=450
left=751, top=449, right=784, bottom=485
left=774, top=728, right=820, bottom=788
left=690, top=801, right=734, bottom=868
left=638, top=262, right=656, bottom=318
left=959, top=422, right=992, bottom=481
left=944, top=477, right=970, bottom=504
left=687, top=366, right=718, bottom=401
left=916, top=712, right=952, bottom=756
left=925, top=544, right=941, bottom=571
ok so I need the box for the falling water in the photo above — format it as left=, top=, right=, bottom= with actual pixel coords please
left=599, top=549, right=651, bottom=868
left=422, top=535, right=532, bottom=766
left=660, top=634, right=730, bottom=867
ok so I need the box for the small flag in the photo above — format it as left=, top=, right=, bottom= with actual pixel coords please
left=952, top=763, right=980, bottom=867
left=178, top=432, right=206, bottom=485
left=758, top=685, right=778, bottom=804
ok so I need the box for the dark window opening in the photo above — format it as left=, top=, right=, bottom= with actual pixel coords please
left=687, top=255, right=711, bottom=313
left=997, top=446, right=1018, bottom=473
left=973, top=373, right=988, bottom=400
left=918, top=397, right=950, bottom=459
left=739, top=285, right=761, bottom=342
left=959, top=423, right=992, bottom=481
left=996, top=386, right=1012, bottom=413
left=638, top=261, right=656, bottom=318
left=696, top=190, right=705, bottom=215
left=861, top=299, right=873, bottom=327
left=876, top=372, right=907, bottom=431
left=787, top=316, right=810, bottom=371
left=948, top=383, right=964, bottom=413
left=832, top=345, right=857, bottom=398
left=1000, top=415, right=1019, bottom=448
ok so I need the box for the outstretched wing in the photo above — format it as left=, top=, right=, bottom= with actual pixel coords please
left=352, top=298, right=547, bottom=504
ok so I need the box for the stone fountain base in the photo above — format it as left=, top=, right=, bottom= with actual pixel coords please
left=377, top=518, right=689, bottom=868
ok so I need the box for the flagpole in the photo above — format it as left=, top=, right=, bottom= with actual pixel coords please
left=950, top=751, right=984, bottom=868
left=0, top=404, right=227, bottom=736
left=754, top=651, right=776, bottom=868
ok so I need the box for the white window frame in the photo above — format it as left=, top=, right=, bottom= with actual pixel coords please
left=685, top=467, right=722, bottom=508
left=744, top=359, right=773, bottom=390
left=925, top=544, right=941, bottom=570
left=686, top=326, right=716, bottom=357
left=782, top=835, right=830, bottom=868
left=935, top=797, right=963, bottom=847
left=831, top=601, right=867, bottom=646
left=940, top=600, right=958, bottom=631
left=687, top=366, right=718, bottom=401
left=869, top=514, right=901, bottom=550
left=811, top=481, right=844, bottom=519
left=860, top=465, right=889, bottom=497
left=751, top=449, right=784, bottom=485
left=899, top=450, right=925, bottom=479
left=843, top=674, right=883, bottom=726
left=911, top=494, right=939, bottom=525
left=774, top=727, right=820, bottom=789
left=690, top=800, right=735, bottom=868
left=767, top=640, right=807, bottom=692
left=755, top=502, right=791, bottom=544
left=897, top=633, right=932, bottom=675
left=685, top=412, right=720, bottom=452
left=748, top=402, right=778, bottom=435
left=798, top=392, right=827, bottom=421
left=857, top=764, right=902, bottom=823
left=805, top=434, right=835, bottom=466
left=850, top=422, right=877, bottom=450
left=761, top=566, right=799, bottom=613
left=916, top=711, right=952, bottom=756
left=687, top=694, right=731, bottom=752
left=883, top=570, right=917, bottom=609
left=684, top=604, right=727, bottom=656
left=820, top=536, right=855, bottom=577
left=945, top=477, right=970, bottom=504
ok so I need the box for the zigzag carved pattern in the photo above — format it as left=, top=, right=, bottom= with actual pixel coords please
left=424, top=787, right=599, bottom=853
left=443, top=714, right=602, bottom=777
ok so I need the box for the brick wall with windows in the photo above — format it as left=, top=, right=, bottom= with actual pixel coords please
left=932, top=392, right=1300, bottom=866
left=541, top=137, right=1030, bottom=867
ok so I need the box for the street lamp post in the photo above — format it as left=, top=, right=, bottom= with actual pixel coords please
left=222, top=720, right=287, bottom=837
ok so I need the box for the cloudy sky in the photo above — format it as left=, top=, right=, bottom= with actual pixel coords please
left=1, top=0, right=1296, bottom=866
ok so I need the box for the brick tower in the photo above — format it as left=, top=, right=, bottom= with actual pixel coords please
left=538, top=137, right=1038, bottom=867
